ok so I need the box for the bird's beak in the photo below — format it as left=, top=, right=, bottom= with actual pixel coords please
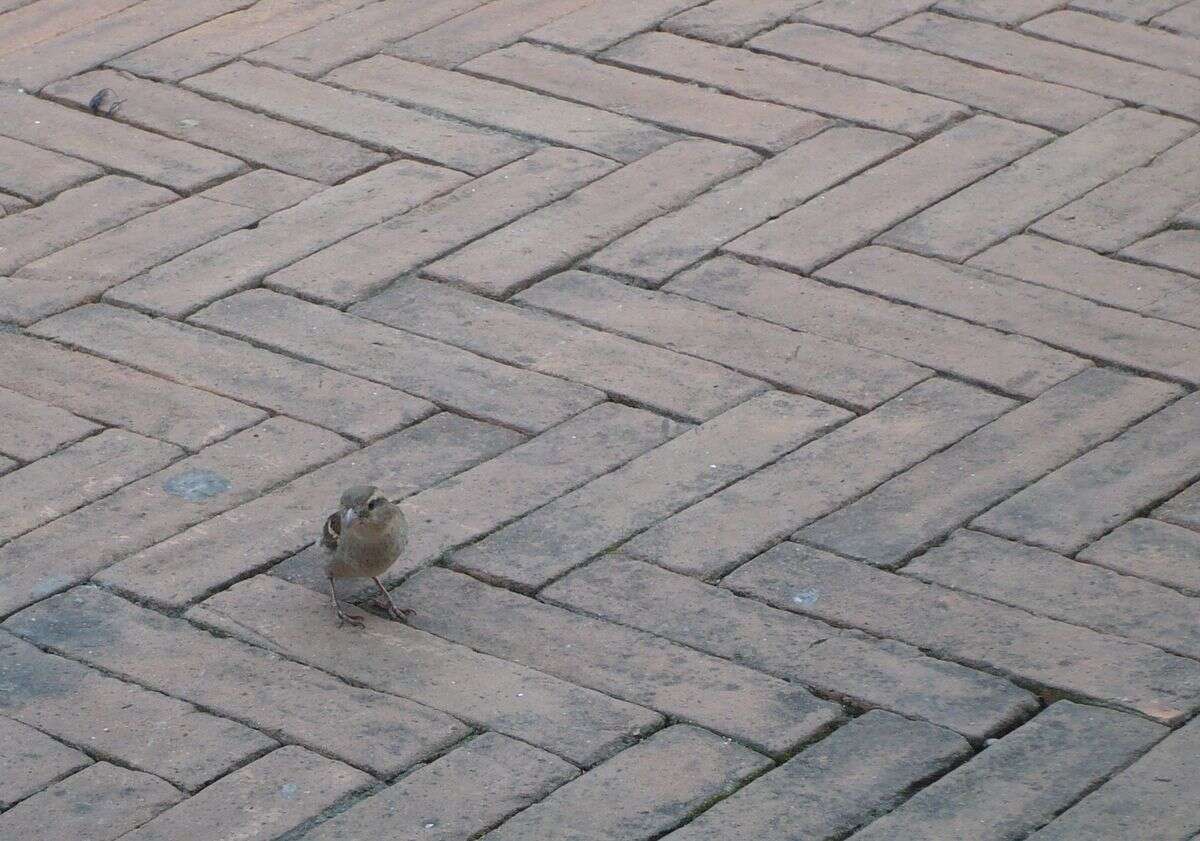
left=341, top=508, right=359, bottom=529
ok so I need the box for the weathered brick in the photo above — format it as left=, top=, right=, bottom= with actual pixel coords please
left=120, top=747, right=372, bottom=841
left=586, top=127, right=909, bottom=285
left=0, top=332, right=265, bottom=451
left=664, top=0, right=822, bottom=45
left=267, top=148, right=619, bottom=306
left=189, top=574, right=663, bottom=767
left=1121, top=229, right=1200, bottom=277
left=44, top=69, right=385, bottom=183
left=1025, top=9, right=1200, bottom=77
left=451, top=391, right=849, bottom=591
left=751, top=24, right=1116, bottom=133
left=0, top=430, right=181, bottom=541
left=977, top=394, right=1200, bottom=553
left=544, top=555, right=1036, bottom=740
left=108, top=0, right=376, bottom=81
left=625, top=378, right=1012, bottom=578
left=486, top=725, right=771, bottom=841
left=99, top=413, right=520, bottom=610
left=0, top=0, right=141, bottom=53
left=325, top=55, right=675, bottom=163
left=302, top=734, right=576, bottom=841
left=1030, top=714, right=1200, bottom=840
left=0, top=630, right=276, bottom=791
left=816, top=247, right=1200, bottom=384
left=0, top=762, right=181, bottom=841
left=0, top=417, right=351, bottom=618
left=799, top=368, right=1179, bottom=566
left=463, top=43, right=830, bottom=153
left=1150, top=282, right=1200, bottom=329
left=880, top=109, right=1194, bottom=261
left=0, top=716, right=90, bottom=809
left=357, top=277, right=765, bottom=421
left=907, top=530, right=1200, bottom=659
left=1154, top=0, right=1200, bottom=34
left=0, top=135, right=99, bottom=202
left=936, top=0, right=1060, bottom=22
left=1081, top=518, right=1200, bottom=595
left=1178, top=200, right=1200, bottom=227
left=726, top=116, right=1049, bottom=273
left=0, top=192, right=27, bottom=215
left=605, top=32, right=966, bottom=137
left=0, top=92, right=243, bottom=191
left=846, top=702, right=1166, bottom=841
left=519, top=270, right=929, bottom=410
left=0, top=0, right=251, bottom=91
left=190, top=289, right=602, bottom=433
left=527, top=0, right=709, bottom=52
left=7, top=587, right=470, bottom=778
left=969, top=234, right=1196, bottom=312
left=184, top=61, right=533, bottom=175
left=425, top=140, right=761, bottom=297
left=669, top=256, right=1086, bottom=399
left=799, top=0, right=936, bottom=32
left=1157, top=481, right=1200, bottom=531
left=248, top=0, right=487, bottom=77
left=0, top=175, right=175, bottom=275
left=1032, top=134, right=1200, bottom=253
left=662, top=711, right=969, bottom=841
left=728, top=543, right=1200, bottom=723
left=1073, top=0, right=1187, bottom=22
left=106, top=161, right=468, bottom=318
left=0, top=386, right=98, bottom=462
left=195, top=168, right=324, bottom=213
left=881, top=12, right=1200, bottom=119
left=386, top=0, right=600, bottom=67
left=32, top=304, right=434, bottom=441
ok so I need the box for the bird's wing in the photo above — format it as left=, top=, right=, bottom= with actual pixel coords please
left=321, top=511, right=341, bottom=550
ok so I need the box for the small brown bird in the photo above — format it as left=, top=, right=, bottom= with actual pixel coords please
left=321, top=485, right=410, bottom=627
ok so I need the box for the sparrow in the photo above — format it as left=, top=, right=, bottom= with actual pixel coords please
left=321, top=485, right=410, bottom=627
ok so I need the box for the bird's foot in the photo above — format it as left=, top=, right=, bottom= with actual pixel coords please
left=377, top=597, right=411, bottom=622
left=336, top=608, right=366, bottom=628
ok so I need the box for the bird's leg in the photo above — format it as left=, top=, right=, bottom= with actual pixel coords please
left=372, top=577, right=410, bottom=622
left=328, top=575, right=364, bottom=628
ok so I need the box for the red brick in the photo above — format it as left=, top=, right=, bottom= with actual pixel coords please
left=32, top=304, right=434, bottom=441
left=0, top=630, right=277, bottom=791
left=881, top=12, right=1200, bottom=119
left=184, top=61, right=534, bottom=175
left=625, top=378, right=1012, bottom=578
left=400, top=568, right=844, bottom=756
left=0, top=762, right=182, bottom=841
left=7, top=587, right=470, bottom=778
left=799, top=368, right=1180, bottom=567
left=325, top=55, right=675, bottom=163
left=668, top=256, right=1087, bottom=398
left=0, top=135, right=99, bottom=202
left=302, top=734, right=576, bottom=840
left=0, top=386, right=99, bottom=462
left=586, top=127, right=909, bottom=286
left=544, top=555, right=1036, bottom=740
left=44, top=69, right=385, bottom=183
left=451, top=391, right=849, bottom=591
left=386, top=0, right=597, bottom=67
left=751, top=23, right=1116, bottom=133
left=846, top=702, right=1166, bottom=841
left=190, top=574, right=664, bottom=766
left=517, top=270, right=929, bottom=410
left=486, top=725, right=771, bottom=841
left=426, top=140, right=762, bottom=297
left=1080, top=518, right=1200, bottom=595
left=0, top=332, right=265, bottom=451
left=267, top=148, right=619, bottom=306
left=463, top=43, right=831, bottom=153
left=726, top=116, right=1049, bottom=273
left=0, top=716, right=90, bottom=809
left=728, top=543, right=1200, bottom=723
left=664, top=0, right=822, bottom=45
left=190, top=289, right=603, bottom=433
left=527, top=0, right=709, bottom=52
left=0, top=92, right=244, bottom=191
left=662, top=711, right=969, bottom=841
left=120, top=747, right=372, bottom=841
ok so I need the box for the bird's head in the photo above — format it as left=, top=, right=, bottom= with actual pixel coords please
left=339, top=485, right=395, bottom=529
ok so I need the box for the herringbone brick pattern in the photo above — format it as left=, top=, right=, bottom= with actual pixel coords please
left=1, top=1, right=1199, bottom=838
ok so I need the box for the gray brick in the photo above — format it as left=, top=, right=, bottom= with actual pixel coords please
left=664, top=0, right=822, bottom=45
left=1157, top=481, right=1200, bottom=532
left=1081, top=518, right=1200, bottom=595
left=1154, top=0, right=1200, bottom=34
left=527, top=0, right=709, bottom=52
left=1072, top=0, right=1188, bottom=22
left=0, top=717, right=90, bottom=809
left=800, top=0, right=936, bottom=33
left=0, top=386, right=99, bottom=462
left=0, top=135, right=99, bottom=202
left=937, top=0, right=1061, bottom=23
left=1121, top=229, right=1200, bottom=277
left=1024, top=9, right=1200, bottom=77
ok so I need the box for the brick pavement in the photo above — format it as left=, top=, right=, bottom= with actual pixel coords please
left=0, top=1, right=1198, bottom=838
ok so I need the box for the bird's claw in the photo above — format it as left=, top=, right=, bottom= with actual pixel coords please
left=336, top=609, right=366, bottom=628
left=379, top=598, right=411, bottom=622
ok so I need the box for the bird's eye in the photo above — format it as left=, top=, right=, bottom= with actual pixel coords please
left=368, top=498, right=382, bottom=510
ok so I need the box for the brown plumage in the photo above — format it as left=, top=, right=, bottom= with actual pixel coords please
left=320, top=485, right=409, bottom=627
